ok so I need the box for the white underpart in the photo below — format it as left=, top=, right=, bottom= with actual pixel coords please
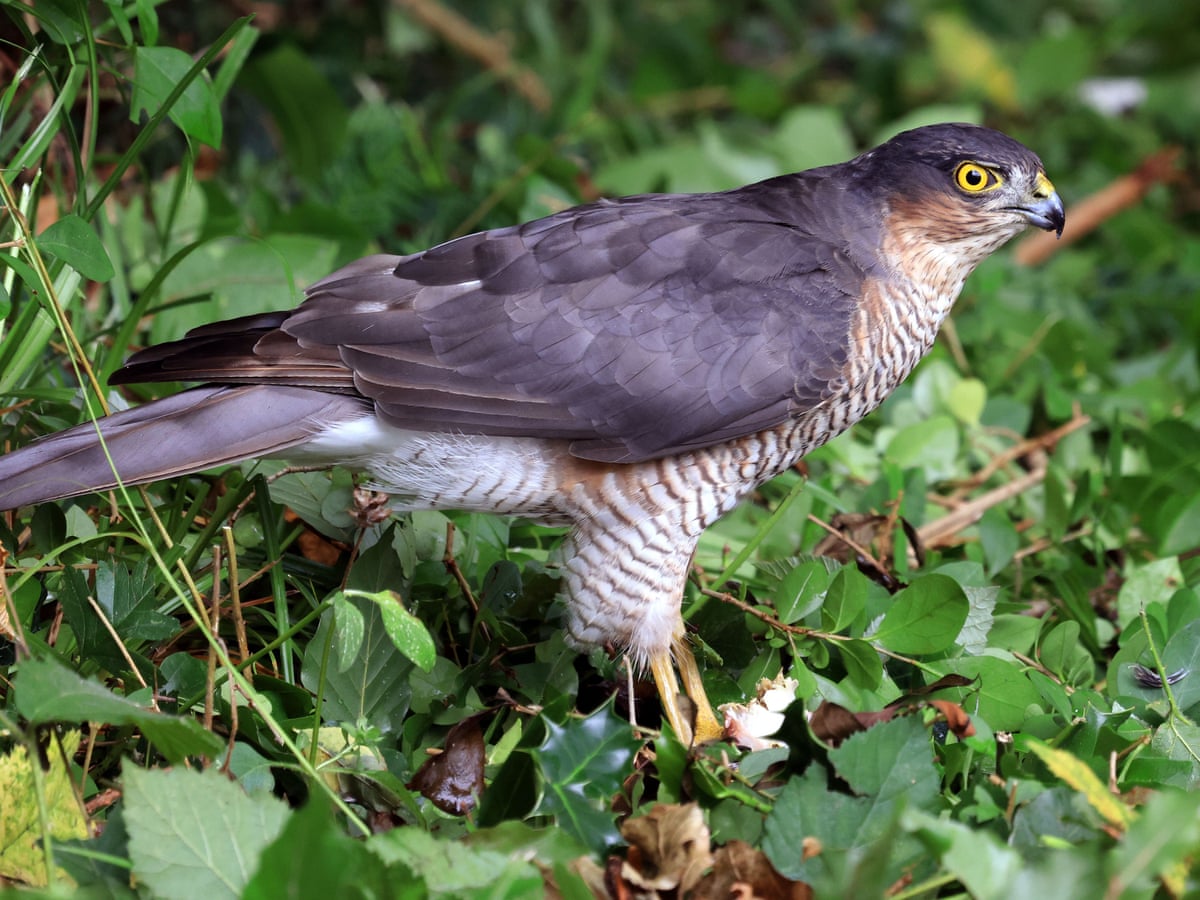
left=287, top=415, right=563, bottom=518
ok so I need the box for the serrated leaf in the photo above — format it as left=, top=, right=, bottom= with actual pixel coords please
left=764, top=717, right=936, bottom=885
left=14, top=656, right=224, bottom=762
left=37, top=215, right=115, bottom=282
left=830, top=714, right=939, bottom=802
left=345, top=589, right=436, bottom=672
left=904, top=809, right=1022, bottom=900
left=957, top=584, right=998, bottom=654
left=368, top=827, right=541, bottom=895
left=761, top=765, right=895, bottom=885
left=874, top=574, right=969, bottom=654
left=0, top=731, right=89, bottom=886
left=533, top=704, right=641, bottom=853
left=124, top=767, right=288, bottom=900
left=132, top=46, right=222, bottom=145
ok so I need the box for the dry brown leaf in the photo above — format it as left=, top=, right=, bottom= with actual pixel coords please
left=694, top=840, right=812, bottom=900
left=408, top=717, right=486, bottom=815
left=929, top=699, right=976, bottom=739
left=619, top=803, right=714, bottom=895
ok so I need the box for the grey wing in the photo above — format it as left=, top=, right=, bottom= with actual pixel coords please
left=290, top=193, right=865, bottom=462
left=117, top=187, right=867, bottom=464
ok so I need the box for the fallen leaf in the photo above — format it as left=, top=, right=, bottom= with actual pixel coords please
left=694, top=840, right=811, bottom=900
left=619, top=803, right=713, bottom=895
left=409, top=717, right=486, bottom=815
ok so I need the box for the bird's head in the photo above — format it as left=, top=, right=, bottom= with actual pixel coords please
left=857, top=123, right=1065, bottom=274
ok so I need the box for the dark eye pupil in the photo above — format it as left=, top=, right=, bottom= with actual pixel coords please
left=966, top=169, right=982, bottom=185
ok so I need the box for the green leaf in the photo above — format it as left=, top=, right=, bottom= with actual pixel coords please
left=0, top=731, right=89, bottom=887
left=873, top=574, right=969, bottom=654
left=978, top=508, right=1019, bottom=576
left=1117, top=557, right=1184, bottom=629
left=946, top=377, right=987, bottom=425
left=775, top=558, right=831, bottom=624
left=243, top=797, right=398, bottom=900
left=764, top=717, right=937, bottom=886
left=821, top=566, right=868, bottom=632
left=927, top=655, right=1041, bottom=731
left=1108, top=788, right=1200, bottom=895
left=37, top=214, right=115, bottom=281
left=151, top=235, right=339, bottom=342
left=132, top=46, right=222, bottom=146
left=14, top=656, right=224, bottom=762
left=124, top=767, right=288, bottom=900
left=345, top=589, right=437, bottom=672
left=883, top=414, right=960, bottom=480
left=533, top=704, right=641, bottom=854
left=301, top=594, right=413, bottom=734
left=905, top=809, right=1023, bottom=900
left=772, top=105, right=855, bottom=171
left=239, top=43, right=348, bottom=180
left=958, top=584, right=999, bottom=654
left=332, top=594, right=366, bottom=673
left=367, top=827, right=541, bottom=896
left=838, top=638, right=883, bottom=690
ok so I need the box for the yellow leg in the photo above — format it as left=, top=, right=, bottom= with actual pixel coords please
left=674, top=634, right=725, bottom=743
left=648, top=636, right=725, bottom=745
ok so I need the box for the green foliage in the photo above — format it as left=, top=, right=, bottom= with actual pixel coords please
left=0, top=731, right=88, bottom=887
left=2, top=0, right=1200, bottom=896
left=123, top=767, right=288, bottom=900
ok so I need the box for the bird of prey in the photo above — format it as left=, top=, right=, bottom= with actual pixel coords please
left=0, top=123, right=1064, bottom=744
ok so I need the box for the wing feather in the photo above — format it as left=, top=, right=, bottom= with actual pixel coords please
left=113, top=174, right=875, bottom=463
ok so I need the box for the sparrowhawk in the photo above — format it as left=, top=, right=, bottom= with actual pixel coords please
left=0, top=123, right=1064, bottom=744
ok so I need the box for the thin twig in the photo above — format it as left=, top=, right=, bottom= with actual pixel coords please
left=394, top=0, right=551, bottom=111
left=224, top=526, right=250, bottom=676
left=443, top=521, right=479, bottom=611
left=85, top=594, right=150, bottom=694
left=698, top=587, right=923, bottom=666
left=806, top=513, right=891, bottom=575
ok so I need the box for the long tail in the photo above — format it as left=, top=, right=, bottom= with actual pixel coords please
left=0, top=385, right=369, bottom=510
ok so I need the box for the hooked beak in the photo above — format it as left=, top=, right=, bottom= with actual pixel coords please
left=1015, top=171, right=1065, bottom=238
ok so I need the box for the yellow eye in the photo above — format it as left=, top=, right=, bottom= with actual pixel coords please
left=954, top=162, right=1000, bottom=193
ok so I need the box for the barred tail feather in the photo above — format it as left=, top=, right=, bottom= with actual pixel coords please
left=0, top=385, right=369, bottom=510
